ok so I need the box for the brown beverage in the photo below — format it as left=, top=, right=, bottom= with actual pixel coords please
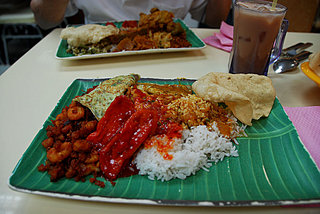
left=229, top=0, right=287, bottom=75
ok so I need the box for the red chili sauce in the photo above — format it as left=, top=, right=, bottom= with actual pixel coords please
left=86, top=86, right=184, bottom=183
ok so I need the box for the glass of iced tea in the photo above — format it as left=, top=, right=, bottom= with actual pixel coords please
left=229, top=0, right=287, bottom=75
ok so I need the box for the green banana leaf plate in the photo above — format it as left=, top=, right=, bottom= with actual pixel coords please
left=56, top=19, right=206, bottom=60
left=9, top=78, right=320, bottom=206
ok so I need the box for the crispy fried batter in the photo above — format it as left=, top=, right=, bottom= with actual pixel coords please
left=113, top=8, right=191, bottom=52
left=64, top=8, right=190, bottom=55
left=165, top=94, right=235, bottom=137
left=139, top=8, right=175, bottom=32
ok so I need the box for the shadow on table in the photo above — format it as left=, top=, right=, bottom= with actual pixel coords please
left=303, top=85, right=320, bottom=105
left=58, top=50, right=207, bottom=72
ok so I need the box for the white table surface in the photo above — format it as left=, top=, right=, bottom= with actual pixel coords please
left=1, top=28, right=320, bottom=214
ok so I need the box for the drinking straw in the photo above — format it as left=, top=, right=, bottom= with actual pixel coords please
left=271, top=0, right=278, bottom=9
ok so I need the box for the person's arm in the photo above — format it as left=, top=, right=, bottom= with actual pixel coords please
left=204, top=0, right=232, bottom=28
left=30, top=0, right=70, bottom=30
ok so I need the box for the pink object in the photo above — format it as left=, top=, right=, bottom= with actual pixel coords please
left=203, top=34, right=232, bottom=52
left=220, top=21, right=234, bottom=39
left=281, top=106, right=320, bottom=208
left=283, top=106, right=320, bottom=169
left=215, top=32, right=233, bottom=46
left=203, top=21, right=233, bottom=52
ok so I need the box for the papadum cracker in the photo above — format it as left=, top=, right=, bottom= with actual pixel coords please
left=61, top=24, right=119, bottom=47
left=192, top=73, right=276, bottom=126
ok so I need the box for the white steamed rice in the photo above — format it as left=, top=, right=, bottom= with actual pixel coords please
left=134, top=123, right=239, bottom=181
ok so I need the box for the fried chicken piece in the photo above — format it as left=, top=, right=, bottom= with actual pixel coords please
left=138, top=8, right=186, bottom=36
left=114, top=34, right=157, bottom=52
left=133, top=35, right=157, bottom=50
left=113, top=8, right=191, bottom=52
left=138, top=8, right=175, bottom=32
left=114, top=37, right=135, bottom=52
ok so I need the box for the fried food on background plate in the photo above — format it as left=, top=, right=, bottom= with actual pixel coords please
left=60, top=8, right=191, bottom=55
left=60, top=24, right=120, bottom=48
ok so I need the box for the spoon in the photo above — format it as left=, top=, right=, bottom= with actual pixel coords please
left=281, top=42, right=313, bottom=57
left=273, top=51, right=312, bottom=74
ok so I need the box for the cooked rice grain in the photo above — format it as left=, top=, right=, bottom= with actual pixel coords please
left=134, top=124, right=238, bottom=181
